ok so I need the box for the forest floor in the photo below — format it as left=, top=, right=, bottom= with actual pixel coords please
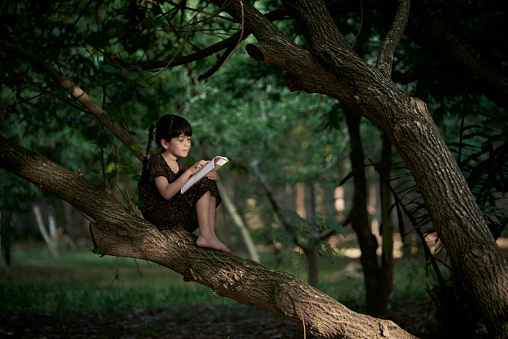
left=2, top=293, right=491, bottom=339
left=0, top=302, right=441, bottom=339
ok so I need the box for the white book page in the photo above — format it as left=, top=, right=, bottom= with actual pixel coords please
left=180, top=156, right=228, bottom=194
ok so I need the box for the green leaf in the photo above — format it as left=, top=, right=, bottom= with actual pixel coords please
left=134, top=200, right=144, bottom=207
left=105, top=171, right=117, bottom=182
left=279, top=209, right=307, bottom=230
left=321, top=218, right=348, bottom=238
left=121, top=158, right=133, bottom=167
left=102, top=64, right=121, bottom=74
left=92, top=246, right=102, bottom=254
left=291, top=251, right=308, bottom=272
left=130, top=143, right=142, bottom=151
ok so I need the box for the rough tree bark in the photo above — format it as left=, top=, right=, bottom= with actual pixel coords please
left=0, top=135, right=416, bottom=339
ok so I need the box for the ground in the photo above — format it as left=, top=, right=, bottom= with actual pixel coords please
left=1, top=301, right=494, bottom=338
left=1, top=304, right=318, bottom=339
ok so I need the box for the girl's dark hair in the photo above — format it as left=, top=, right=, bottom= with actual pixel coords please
left=146, top=115, right=192, bottom=156
left=155, top=114, right=192, bottom=145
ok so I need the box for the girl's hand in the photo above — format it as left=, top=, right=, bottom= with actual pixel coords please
left=205, top=169, right=220, bottom=182
left=189, top=160, right=209, bottom=175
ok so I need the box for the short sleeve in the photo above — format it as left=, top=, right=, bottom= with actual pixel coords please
left=149, top=155, right=168, bottom=180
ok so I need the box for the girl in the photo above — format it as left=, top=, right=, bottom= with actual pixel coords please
left=138, top=114, right=230, bottom=252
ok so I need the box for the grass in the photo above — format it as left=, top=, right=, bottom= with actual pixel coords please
left=0, top=242, right=436, bottom=319
left=0, top=244, right=236, bottom=316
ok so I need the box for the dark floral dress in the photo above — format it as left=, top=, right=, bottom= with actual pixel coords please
left=138, top=153, right=221, bottom=232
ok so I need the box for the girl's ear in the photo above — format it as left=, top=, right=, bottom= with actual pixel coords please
left=160, top=139, right=170, bottom=149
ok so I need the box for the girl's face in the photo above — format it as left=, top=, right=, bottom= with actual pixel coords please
left=161, top=133, right=191, bottom=158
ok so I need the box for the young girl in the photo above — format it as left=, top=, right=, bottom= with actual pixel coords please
left=138, top=114, right=230, bottom=252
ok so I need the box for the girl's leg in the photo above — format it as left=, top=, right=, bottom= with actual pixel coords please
left=209, top=195, right=230, bottom=251
left=196, top=191, right=230, bottom=252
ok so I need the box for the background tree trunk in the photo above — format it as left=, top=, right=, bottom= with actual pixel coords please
left=345, top=107, right=391, bottom=317
left=218, top=185, right=260, bottom=263
left=378, top=136, right=395, bottom=316
left=0, top=211, right=12, bottom=267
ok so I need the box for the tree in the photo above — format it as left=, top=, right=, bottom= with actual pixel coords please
left=2, top=0, right=508, bottom=337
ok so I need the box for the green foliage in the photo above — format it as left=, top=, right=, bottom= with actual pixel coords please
left=275, top=209, right=348, bottom=266
left=279, top=209, right=348, bottom=238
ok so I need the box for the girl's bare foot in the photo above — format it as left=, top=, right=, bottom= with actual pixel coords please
left=196, top=235, right=230, bottom=252
left=213, top=234, right=230, bottom=252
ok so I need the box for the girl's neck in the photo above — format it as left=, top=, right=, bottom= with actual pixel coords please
left=161, top=151, right=179, bottom=173
left=161, top=150, right=177, bottom=162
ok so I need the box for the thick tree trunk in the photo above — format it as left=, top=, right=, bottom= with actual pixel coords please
left=387, top=100, right=508, bottom=337
left=0, top=135, right=417, bottom=339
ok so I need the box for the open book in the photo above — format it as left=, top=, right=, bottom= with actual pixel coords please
left=180, top=156, right=229, bottom=194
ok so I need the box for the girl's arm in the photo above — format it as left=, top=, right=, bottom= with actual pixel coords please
left=155, top=160, right=209, bottom=200
left=205, top=169, right=220, bottom=182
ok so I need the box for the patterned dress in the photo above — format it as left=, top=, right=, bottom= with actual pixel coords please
left=138, top=153, right=221, bottom=232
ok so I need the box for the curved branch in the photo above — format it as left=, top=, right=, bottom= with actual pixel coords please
left=0, top=135, right=416, bottom=339
left=376, top=0, right=411, bottom=78
left=0, top=40, right=145, bottom=162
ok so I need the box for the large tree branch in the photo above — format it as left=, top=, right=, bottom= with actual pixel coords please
left=0, top=135, right=416, bottom=339
left=0, top=40, right=145, bottom=162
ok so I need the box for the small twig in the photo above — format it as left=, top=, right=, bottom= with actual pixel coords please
left=109, top=256, right=120, bottom=292
left=134, top=258, right=142, bottom=280
left=190, top=267, right=198, bottom=281
left=298, top=309, right=307, bottom=339
left=351, top=0, right=363, bottom=49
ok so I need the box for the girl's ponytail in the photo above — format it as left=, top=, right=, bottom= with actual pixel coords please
left=145, top=123, right=156, bottom=157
